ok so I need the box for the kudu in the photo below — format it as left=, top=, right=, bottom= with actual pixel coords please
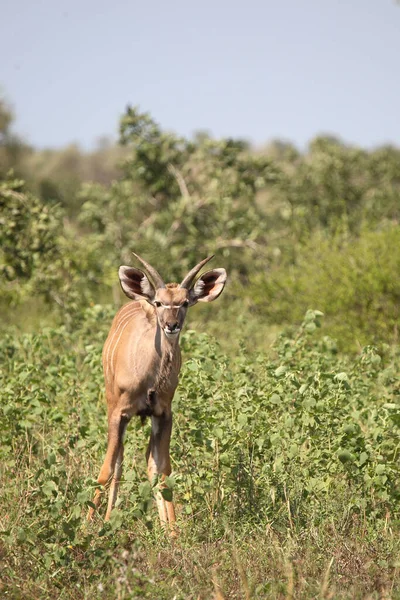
left=88, top=253, right=227, bottom=530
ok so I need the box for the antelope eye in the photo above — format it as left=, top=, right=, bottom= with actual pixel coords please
left=154, top=301, right=162, bottom=308
left=182, top=300, right=189, bottom=307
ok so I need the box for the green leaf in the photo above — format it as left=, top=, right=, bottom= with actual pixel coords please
left=237, top=414, right=248, bottom=426
left=160, top=488, right=173, bottom=502
left=270, top=393, right=281, bottom=404
left=164, top=475, right=175, bottom=489
left=335, top=372, right=348, bottom=382
left=139, top=481, right=152, bottom=499
left=186, top=361, right=199, bottom=372
left=338, top=450, right=355, bottom=464
left=274, top=366, right=287, bottom=378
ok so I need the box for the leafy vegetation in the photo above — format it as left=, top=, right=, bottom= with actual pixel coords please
left=2, top=101, right=400, bottom=348
left=1, top=310, right=399, bottom=598
left=1, top=95, right=400, bottom=597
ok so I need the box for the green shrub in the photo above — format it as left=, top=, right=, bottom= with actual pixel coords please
left=250, top=226, right=400, bottom=350
left=1, top=309, right=399, bottom=597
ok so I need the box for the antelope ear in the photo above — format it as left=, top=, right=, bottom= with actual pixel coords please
left=189, top=268, right=227, bottom=305
left=118, top=266, right=156, bottom=301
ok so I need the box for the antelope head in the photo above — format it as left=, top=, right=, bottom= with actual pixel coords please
left=118, top=254, right=227, bottom=340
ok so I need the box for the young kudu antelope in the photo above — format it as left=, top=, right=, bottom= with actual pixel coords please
left=88, top=254, right=227, bottom=530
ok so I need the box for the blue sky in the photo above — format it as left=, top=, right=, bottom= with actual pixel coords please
left=1, top=0, right=399, bottom=149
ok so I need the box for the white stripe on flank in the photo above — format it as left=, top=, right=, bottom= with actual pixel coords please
left=109, top=310, right=139, bottom=378
left=105, top=306, right=138, bottom=381
left=105, top=306, right=137, bottom=372
left=104, top=302, right=138, bottom=368
left=105, top=312, right=136, bottom=382
left=104, top=303, right=136, bottom=376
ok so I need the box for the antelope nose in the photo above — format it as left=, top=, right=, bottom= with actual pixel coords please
left=166, top=321, right=179, bottom=331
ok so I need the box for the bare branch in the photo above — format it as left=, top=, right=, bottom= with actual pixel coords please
left=168, top=164, right=190, bottom=199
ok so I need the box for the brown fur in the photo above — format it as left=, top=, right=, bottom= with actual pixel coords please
left=87, top=258, right=227, bottom=533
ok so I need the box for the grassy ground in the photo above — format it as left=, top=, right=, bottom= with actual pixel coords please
left=1, top=307, right=400, bottom=599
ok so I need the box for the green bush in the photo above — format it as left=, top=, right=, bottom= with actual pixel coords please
left=250, top=226, right=400, bottom=350
left=3, top=105, right=400, bottom=352
left=1, top=309, right=399, bottom=597
left=0, top=175, right=108, bottom=319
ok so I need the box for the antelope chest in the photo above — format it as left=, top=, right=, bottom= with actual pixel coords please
left=103, top=305, right=182, bottom=419
left=117, top=345, right=181, bottom=419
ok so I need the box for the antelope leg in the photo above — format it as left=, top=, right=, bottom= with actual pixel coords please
left=88, top=412, right=128, bottom=521
left=146, top=412, right=176, bottom=533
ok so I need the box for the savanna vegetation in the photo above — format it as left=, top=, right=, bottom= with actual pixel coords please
left=1, top=93, right=400, bottom=598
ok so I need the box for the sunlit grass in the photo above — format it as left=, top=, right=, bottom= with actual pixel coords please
left=1, top=310, right=400, bottom=598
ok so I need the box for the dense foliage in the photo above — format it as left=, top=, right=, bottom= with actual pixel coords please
left=2, top=101, right=400, bottom=349
left=1, top=97, right=400, bottom=597
left=1, top=310, right=399, bottom=598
